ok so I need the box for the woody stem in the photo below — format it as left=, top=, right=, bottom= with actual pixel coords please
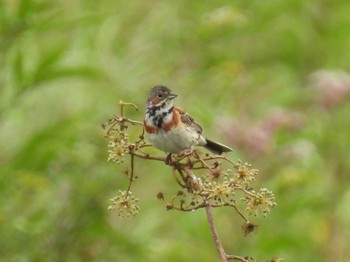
left=205, top=201, right=228, bottom=262
left=125, top=154, right=135, bottom=197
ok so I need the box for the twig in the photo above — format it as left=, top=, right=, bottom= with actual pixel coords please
left=226, top=255, right=252, bottom=262
left=234, top=207, right=249, bottom=223
left=126, top=154, right=135, bottom=197
left=172, top=167, right=187, bottom=188
left=129, top=148, right=166, bottom=162
left=193, top=151, right=216, bottom=174
left=205, top=201, right=228, bottom=262
left=119, top=100, right=139, bottom=117
left=200, top=154, right=236, bottom=165
left=206, top=202, right=252, bottom=262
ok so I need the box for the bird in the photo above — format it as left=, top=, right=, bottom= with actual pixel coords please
left=144, top=85, right=232, bottom=157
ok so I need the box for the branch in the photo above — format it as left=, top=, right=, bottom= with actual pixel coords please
left=129, top=147, right=166, bottom=162
left=226, top=255, right=253, bottom=262
left=205, top=201, right=228, bottom=262
left=205, top=202, right=253, bottom=262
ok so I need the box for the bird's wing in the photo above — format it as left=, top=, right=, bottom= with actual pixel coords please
left=175, top=107, right=203, bottom=134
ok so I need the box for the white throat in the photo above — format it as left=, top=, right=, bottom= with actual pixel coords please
left=145, top=100, right=174, bottom=128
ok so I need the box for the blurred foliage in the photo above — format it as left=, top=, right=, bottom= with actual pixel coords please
left=1, top=0, right=350, bottom=261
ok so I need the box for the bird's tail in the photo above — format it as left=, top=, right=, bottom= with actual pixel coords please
left=204, top=138, right=233, bottom=155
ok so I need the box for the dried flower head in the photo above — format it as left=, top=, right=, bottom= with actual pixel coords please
left=108, top=190, right=140, bottom=217
left=157, top=192, right=165, bottom=201
left=242, top=222, right=258, bottom=236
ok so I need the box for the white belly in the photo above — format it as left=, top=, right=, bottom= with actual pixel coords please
left=147, top=125, right=206, bottom=154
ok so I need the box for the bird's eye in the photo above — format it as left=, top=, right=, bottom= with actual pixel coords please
left=157, top=93, right=163, bottom=98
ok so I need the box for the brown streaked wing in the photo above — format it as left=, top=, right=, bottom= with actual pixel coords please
left=175, top=107, right=203, bottom=134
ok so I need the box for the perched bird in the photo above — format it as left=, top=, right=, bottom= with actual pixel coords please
left=144, top=85, right=232, bottom=156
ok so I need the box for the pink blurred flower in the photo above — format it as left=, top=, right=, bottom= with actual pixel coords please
left=217, top=108, right=305, bottom=157
left=309, top=70, right=350, bottom=108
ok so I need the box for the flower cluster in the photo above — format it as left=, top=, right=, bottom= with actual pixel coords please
left=243, top=188, right=276, bottom=216
left=108, top=190, right=140, bottom=217
left=107, top=131, right=129, bottom=163
left=164, top=161, right=276, bottom=219
left=201, top=170, right=236, bottom=206
left=233, top=161, right=258, bottom=187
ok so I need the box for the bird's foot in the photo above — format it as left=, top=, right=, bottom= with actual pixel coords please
left=165, top=153, right=173, bottom=165
left=175, top=147, right=194, bottom=161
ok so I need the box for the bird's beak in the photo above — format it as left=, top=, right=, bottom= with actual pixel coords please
left=167, top=93, right=177, bottom=100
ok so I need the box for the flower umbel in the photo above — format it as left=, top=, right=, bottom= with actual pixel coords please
left=234, top=161, right=258, bottom=187
left=201, top=170, right=236, bottom=206
left=243, top=188, right=276, bottom=216
left=107, top=131, right=129, bottom=163
left=108, top=190, right=140, bottom=217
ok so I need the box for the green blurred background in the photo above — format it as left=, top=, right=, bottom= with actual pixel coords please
left=1, top=0, right=350, bottom=261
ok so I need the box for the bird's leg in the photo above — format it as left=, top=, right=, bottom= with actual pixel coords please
left=165, top=153, right=173, bottom=165
left=175, top=146, right=194, bottom=161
